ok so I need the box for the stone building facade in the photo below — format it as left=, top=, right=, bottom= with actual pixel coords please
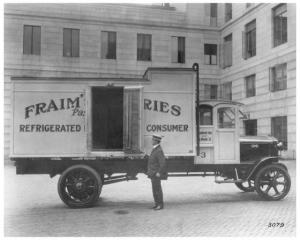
left=4, top=3, right=296, bottom=160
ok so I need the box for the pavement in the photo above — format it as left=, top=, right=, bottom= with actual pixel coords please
left=3, top=160, right=296, bottom=237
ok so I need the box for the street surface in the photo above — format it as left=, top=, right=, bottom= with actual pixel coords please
left=4, top=161, right=296, bottom=237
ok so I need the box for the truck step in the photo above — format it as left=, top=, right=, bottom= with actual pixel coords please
left=214, top=177, right=243, bottom=184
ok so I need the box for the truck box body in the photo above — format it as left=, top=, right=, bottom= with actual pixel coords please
left=10, top=68, right=196, bottom=159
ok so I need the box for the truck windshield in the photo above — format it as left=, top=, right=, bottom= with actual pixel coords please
left=218, top=107, right=235, bottom=128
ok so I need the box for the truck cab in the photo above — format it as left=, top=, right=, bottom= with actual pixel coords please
left=196, top=100, right=280, bottom=165
left=196, top=100, right=242, bottom=164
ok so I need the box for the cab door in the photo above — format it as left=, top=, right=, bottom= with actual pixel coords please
left=194, top=105, right=214, bottom=164
left=214, top=105, right=240, bottom=163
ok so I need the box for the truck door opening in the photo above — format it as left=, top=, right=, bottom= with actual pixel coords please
left=92, top=87, right=123, bottom=150
left=195, top=105, right=214, bottom=164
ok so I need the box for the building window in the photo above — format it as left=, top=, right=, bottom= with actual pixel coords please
left=137, top=33, right=151, bottom=61
left=273, top=4, right=287, bottom=47
left=23, top=25, right=41, bottom=55
left=243, top=20, right=256, bottom=59
left=204, top=44, right=217, bottom=65
left=204, top=84, right=218, bottom=99
left=225, top=3, right=232, bottom=22
left=101, top=31, right=116, bottom=59
left=245, top=74, right=256, bottom=97
left=223, top=34, right=232, bottom=68
left=63, top=28, right=79, bottom=57
left=221, top=82, right=232, bottom=100
left=271, top=116, right=287, bottom=150
left=270, top=63, right=287, bottom=92
left=171, top=36, right=185, bottom=63
left=210, top=3, right=218, bottom=26
left=244, top=119, right=257, bottom=136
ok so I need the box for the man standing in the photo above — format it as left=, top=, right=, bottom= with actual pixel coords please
left=147, top=134, right=167, bottom=210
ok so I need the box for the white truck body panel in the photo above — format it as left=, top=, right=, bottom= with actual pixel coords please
left=12, top=89, right=86, bottom=156
left=143, top=71, right=195, bottom=155
left=10, top=69, right=196, bottom=158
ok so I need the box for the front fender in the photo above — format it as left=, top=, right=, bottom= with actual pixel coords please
left=246, top=156, right=279, bottom=180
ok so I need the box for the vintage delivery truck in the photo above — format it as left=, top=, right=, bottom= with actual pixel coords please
left=10, top=64, right=291, bottom=208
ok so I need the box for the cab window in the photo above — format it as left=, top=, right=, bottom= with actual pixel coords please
left=199, top=105, right=213, bottom=125
left=218, top=107, right=235, bottom=128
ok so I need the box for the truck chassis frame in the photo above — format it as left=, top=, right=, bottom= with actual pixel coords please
left=12, top=156, right=291, bottom=208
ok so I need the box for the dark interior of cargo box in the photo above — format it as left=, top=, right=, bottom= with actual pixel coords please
left=92, top=87, right=123, bottom=150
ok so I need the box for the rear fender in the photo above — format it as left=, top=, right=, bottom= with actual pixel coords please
left=246, top=156, right=279, bottom=180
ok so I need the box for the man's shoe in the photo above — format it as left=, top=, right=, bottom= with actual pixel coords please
left=150, top=205, right=158, bottom=209
left=153, top=205, right=164, bottom=210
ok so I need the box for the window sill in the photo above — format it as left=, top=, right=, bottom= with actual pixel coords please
left=101, top=58, right=117, bottom=61
left=243, top=54, right=257, bottom=60
left=137, top=59, right=152, bottom=62
left=269, top=89, right=288, bottom=100
left=273, top=41, right=288, bottom=48
left=270, top=89, right=287, bottom=93
left=23, top=53, right=41, bottom=56
left=245, top=94, right=256, bottom=98
left=222, top=65, right=232, bottom=69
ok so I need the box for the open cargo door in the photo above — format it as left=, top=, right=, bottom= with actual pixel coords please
left=123, top=86, right=144, bottom=153
left=90, top=86, right=143, bottom=154
left=91, top=87, right=123, bottom=150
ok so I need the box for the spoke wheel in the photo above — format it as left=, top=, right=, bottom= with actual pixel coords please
left=58, top=165, right=102, bottom=208
left=254, top=164, right=291, bottom=201
left=235, top=180, right=255, bottom=192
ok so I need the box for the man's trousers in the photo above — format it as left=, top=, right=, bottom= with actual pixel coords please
left=151, top=177, right=163, bottom=206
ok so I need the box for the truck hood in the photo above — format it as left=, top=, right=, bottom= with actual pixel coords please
left=239, top=135, right=278, bottom=143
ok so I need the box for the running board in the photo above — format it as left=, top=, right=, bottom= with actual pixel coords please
left=104, top=178, right=128, bottom=185
left=215, top=178, right=244, bottom=184
left=215, top=168, right=243, bottom=184
left=103, top=175, right=138, bottom=185
left=168, top=173, right=215, bottom=177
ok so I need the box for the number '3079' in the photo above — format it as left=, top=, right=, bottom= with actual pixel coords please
left=268, top=222, right=284, bottom=228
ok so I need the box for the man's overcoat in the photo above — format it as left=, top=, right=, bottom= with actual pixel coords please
left=147, top=145, right=167, bottom=179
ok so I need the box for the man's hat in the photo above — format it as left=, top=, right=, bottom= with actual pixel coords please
left=152, top=134, right=163, bottom=141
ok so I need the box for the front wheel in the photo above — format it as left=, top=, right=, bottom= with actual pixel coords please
left=254, top=164, right=291, bottom=201
left=235, top=180, right=255, bottom=192
left=58, top=165, right=102, bottom=208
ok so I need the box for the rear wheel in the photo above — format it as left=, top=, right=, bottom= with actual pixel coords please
left=58, top=165, right=102, bottom=208
left=254, top=164, right=291, bottom=201
left=235, top=180, right=255, bottom=192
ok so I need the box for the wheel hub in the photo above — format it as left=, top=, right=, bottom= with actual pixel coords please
left=74, top=179, right=86, bottom=192
left=75, top=182, right=83, bottom=189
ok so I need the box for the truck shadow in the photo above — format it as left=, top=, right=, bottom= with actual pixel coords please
left=46, top=191, right=289, bottom=211
left=35, top=193, right=288, bottom=215
left=93, top=192, right=264, bottom=208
